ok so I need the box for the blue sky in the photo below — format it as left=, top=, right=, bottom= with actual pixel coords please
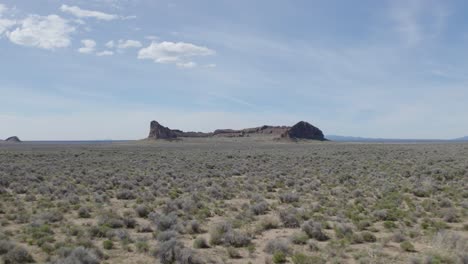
left=1, top=0, right=468, bottom=140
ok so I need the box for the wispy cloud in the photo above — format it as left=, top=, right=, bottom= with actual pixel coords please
left=0, top=4, right=7, bottom=15
left=0, top=18, right=15, bottom=35
left=117, top=39, right=142, bottom=49
left=389, top=0, right=449, bottom=46
left=60, top=5, right=118, bottom=21
left=96, top=50, right=114, bottom=56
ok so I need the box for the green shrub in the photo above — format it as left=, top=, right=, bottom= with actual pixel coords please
left=227, top=246, right=241, bottom=258
left=136, top=241, right=149, bottom=253
left=361, top=231, right=377, bottom=243
left=290, top=232, right=309, bottom=245
left=292, top=252, right=325, bottom=264
left=193, top=237, right=209, bottom=249
left=334, top=223, right=353, bottom=239
left=400, top=241, right=416, bottom=252
left=135, top=205, right=150, bottom=218
left=103, top=240, right=113, bottom=250
left=77, top=207, right=91, bottom=218
left=383, top=221, right=397, bottom=229
left=302, top=221, right=329, bottom=241
left=26, top=224, right=55, bottom=246
left=273, top=251, right=287, bottom=263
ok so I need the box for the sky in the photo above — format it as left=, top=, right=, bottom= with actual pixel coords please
left=1, top=0, right=468, bottom=140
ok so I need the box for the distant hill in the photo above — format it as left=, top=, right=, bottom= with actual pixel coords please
left=148, top=120, right=326, bottom=141
left=4, top=136, right=22, bottom=143
left=327, top=135, right=468, bottom=143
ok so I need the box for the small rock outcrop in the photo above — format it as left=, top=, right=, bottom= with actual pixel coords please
left=5, top=136, right=21, bottom=143
left=148, top=121, right=178, bottom=140
left=281, top=121, right=325, bottom=141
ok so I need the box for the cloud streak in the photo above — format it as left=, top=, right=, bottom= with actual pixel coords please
left=60, top=5, right=118, bottom=21
left=389, top=0, right=449, bottom=46
left=117, top=39, right=142, bottom=49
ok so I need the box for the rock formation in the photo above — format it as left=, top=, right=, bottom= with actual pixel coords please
left=147, top=120, right=326, bottom=141
left=148, top=121, right=178, bottom=140
left=281, top=121, right=325, bottom=141
left=5, top=136, right=21, bottom=143
left=212, top=126, right=290, bottom=137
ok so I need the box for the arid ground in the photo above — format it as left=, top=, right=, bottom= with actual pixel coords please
left=0, top=139, right=467, bottom=264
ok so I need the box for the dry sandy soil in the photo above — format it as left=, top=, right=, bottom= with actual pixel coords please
left=0, top=139, right=467, bottom=263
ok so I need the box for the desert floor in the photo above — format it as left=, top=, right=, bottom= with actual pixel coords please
left=0, top=139, right=467, bottom=263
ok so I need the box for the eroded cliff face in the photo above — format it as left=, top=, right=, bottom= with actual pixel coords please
left=148, top=121, right=178, bottom=140
left=147, top=120, right=326, bottom=141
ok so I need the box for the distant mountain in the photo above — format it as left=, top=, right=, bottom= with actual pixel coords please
left=327, top=135, right=468, bottom=143
left=326, top=135, right=447, bottom=143
left=5, top=136, right=22, bottom=143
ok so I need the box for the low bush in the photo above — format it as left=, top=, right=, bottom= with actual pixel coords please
left=3, top=246, right=34, bottom=264
left=290, top=232, right=309, bottom=245
left=155, top=213, right=178, bottom=231
left=292, top=252, right=325, bottom=264
left=250, top=201, right=269, bottom=215
left=265, top=239, right=290, bottom=255
left=209, top=222, right=232, bottom=246
left=157, top=231, right=178, bottom=242
left=279, top=209, right=301, bottom=228
left=52, top=246, right=100, bottom=264
left=279, top=193, right=299, bottom=203
left=103, top=240, right=113, bottom=250
left=361, top=231, right=377, bottom=243
left=400, top=241, right=416, bottom=252
left=226, top=246, right=241, bottom=259
left=116, top=190, right=136, bottom=200
left=224, top=230, right=251, bottom=247
left=154, top=239, right=202, bottom=264
left=136, top=241, right=149, bottom=253
left=193, top=237, right=209, bottom=249
left=302, top=221, right=329, bottom=241
left=77, top=207, right=91, bottom=218
left=135, top=205, right=150, bottom=218
left=273, top=251, right=287, bottom=263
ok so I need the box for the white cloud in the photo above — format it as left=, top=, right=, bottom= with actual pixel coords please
left=205, top=63, right=217, bottom=68
left=96, top=50, right=113, bottom=56
left=0, top=3, right=15, bottom=36
left=105, top=40, right=114, bottom=48
left=390, top=0, right=449, bottom=46
left=60, top=5, right=118, bottom=21
left=138, top=41, right=215, bottom=67
left=117, top=39, right=142, bottom=49
left=176, top=61, right=196, bottom=69
left=7, top=15, right=75, bottom=49
left=78, top=39, right=96, bottom=54
left=122, top=15, right=137, bottom=20
left=0, top=4, right=7, bottom=15
left=145, top=35, right=159, bottom=40
left=0, top=19, right=15, bottom=36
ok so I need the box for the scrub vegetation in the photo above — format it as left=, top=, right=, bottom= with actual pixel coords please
left=0, top=139, right=467, bottom=263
